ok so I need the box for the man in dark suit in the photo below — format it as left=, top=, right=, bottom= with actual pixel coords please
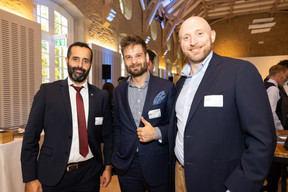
left=21, top=42, right=113, bottom=192
left=168, top=16, right=276, bottom=192
left=112, top=35, right=176, bottom=192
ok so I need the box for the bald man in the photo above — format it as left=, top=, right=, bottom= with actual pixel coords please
left=168, top=16, right=276, bottom=192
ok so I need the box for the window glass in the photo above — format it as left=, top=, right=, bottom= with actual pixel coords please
left=37, top=1, right=72, bottom=83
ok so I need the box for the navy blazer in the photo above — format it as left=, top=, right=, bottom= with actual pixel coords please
left=112, top=74, right=176, bottom=186
left=168, top=53, right=277, bottom=192
left=21, top=79, right=113, bottom=186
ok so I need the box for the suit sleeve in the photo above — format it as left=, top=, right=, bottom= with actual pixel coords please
left=21, top=84, right=45, bottom=183
left=112, top=89, right=120, bottom=153
left=157, top=83, right=176, bottom=144
left=101, top=90, right=114, bottom=165
left=224, top=62, right=277, bottom=191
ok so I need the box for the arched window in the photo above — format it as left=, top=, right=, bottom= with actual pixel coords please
left=36, top=0, right=74, bottom=83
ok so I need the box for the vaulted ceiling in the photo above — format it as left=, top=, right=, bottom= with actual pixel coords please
left=140, top=0, right=288, bottom=48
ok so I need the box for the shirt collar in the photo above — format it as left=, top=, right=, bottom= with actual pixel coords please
left=127, top=71, right=150, bottom=88
left=267, top=78, right=278, bottom=87
left=181, top=51, right=213, bottom=77
left=68, top=77, right=88, bottom=89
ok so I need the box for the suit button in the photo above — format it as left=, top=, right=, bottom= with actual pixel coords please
left=65, top=152, right=69, bottom=156
left=68, top=135, right=72, bottom=139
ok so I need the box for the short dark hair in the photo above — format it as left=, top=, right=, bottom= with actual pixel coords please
left=278, top=60, right=288, bottom=68
left=67, top=42, right=93, bottom=62
left=120, top=35, right=147, bottom=56
left=147, top=49, right=156, bottom=63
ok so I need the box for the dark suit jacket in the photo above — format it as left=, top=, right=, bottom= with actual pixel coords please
left=112, top=74, right=176, bottom=186
left=21, top=79, right=113, bottom=186
left=168, top=53, right=276, bottom=192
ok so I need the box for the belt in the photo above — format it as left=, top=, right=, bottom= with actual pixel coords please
left=66, top=158, right=93, bottom=172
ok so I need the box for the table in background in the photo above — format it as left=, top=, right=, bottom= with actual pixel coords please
left=274, top=130, right=288, bottom=192
left=0, top=134, right=43, bottom=192
left=0, top=137, right=25, bottom=192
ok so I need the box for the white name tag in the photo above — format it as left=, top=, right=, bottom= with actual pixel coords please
left=204, top=95, right=223, bottom=107
left=95, top=117, right=103, bottom=125
left=148, top=109, right=161, bottom=119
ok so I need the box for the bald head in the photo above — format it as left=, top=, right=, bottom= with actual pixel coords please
left=179, top=16, right=212, bottom=38
left=178, top=16, right=216, bottom=66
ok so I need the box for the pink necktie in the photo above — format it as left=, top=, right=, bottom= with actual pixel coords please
left=71, top=85, right=89, bottom=157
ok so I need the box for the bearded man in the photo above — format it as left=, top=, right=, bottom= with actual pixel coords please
left=21, top=42, right=113, bottom=192
left=168, top=16, right=276, bottom=192
left=112, top=35, right=176, bottom=192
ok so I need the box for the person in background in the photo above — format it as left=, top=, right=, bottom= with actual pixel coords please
left=147, top=49, right=156, bottom=74
left=102, top=82, right=115, bottom=112
left=117, top=76, right=127, bottom=84
left=112, top=35, right=176, bottom=192
left=277, top=60, right=288, bottom=130
left=265, top=64, right=287, bottom=130
left=21, top=42, right=113, bottom=192
left=168, top=16, right=276, bottom=192
left=263, top=64, right=288, bottom=192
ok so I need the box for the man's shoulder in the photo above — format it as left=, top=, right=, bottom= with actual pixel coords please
left=150, top=75, right=174, bottom=87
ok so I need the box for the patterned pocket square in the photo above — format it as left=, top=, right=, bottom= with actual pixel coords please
left=153, top=91, right=166, bottom=105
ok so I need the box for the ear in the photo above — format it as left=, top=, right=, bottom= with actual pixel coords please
left=146, top=52, right=150, bottom=63
left=65, top=57, right=68, bottom=67
left=211, top=30, right=216, bottom=43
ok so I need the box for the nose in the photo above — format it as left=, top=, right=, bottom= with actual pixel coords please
left=131, top=56, right=137, bottom=64
left=190, top=36, right=198, bottom=46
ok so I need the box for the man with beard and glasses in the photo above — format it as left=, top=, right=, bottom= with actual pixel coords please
left=112, top=35, right=176, bottom=192
left=168, top=16, right=276, bottom=192
left=21, top=42, right=113, bottom=192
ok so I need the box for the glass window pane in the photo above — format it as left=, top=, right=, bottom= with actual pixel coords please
left=54, top=11, right=60, bottom=24
left=42, top=40, right=49, bottom=53
left=62, top=17, right=68, bottom=26
left=55, top=56, right=60, bottom=68
left=42, top=53, right=49, bottom=66
left=62, top=26, right=68, bottom=35
left=62, top=58, right=66, bottom=68
left=41, top=18, right=49, bottom=32
left=55, top=68, right=60, bottom=80
left=54, top=23, right=60, bottom=34
left=42, top=66, right=49, bottom=79
left=41, top=6, right=49, bottom=19
left=55, top=47, right=60, bottom=56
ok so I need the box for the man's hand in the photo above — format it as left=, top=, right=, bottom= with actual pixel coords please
left=137, top=117, right=156, bottom=142
left=100, top=165, right=112, bottom=187
left=25, top=179, right=43, bottom=192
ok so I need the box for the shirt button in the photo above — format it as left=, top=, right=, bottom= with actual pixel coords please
left=137, top=99, right=140, bottom=102
left=138, top=112, right=141, bottom=115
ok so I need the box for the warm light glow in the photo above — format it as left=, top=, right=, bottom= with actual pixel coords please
left=88, top=41, right=118, bottom=52
left=0, top=5, right=34, bottom=21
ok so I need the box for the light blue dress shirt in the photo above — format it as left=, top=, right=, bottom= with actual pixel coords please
left=174, top=51, right=213, bottom=166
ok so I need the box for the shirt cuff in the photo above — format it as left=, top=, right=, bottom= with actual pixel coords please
left=226, top=190, right=230, bottom=192
left=154, top=127, right=162, bottom=143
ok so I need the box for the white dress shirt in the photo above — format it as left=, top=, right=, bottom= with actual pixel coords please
left=68, top=78, right=93, bottom=163
left=266, top=79, right=284, bottom=130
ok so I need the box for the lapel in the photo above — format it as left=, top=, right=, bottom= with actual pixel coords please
left=119, top=80, right=137, bottom=128
left=60, top=79, right=72, bottom=124
left=185, top=53, right=222, bottom=124
left=87, top=83, right=96, bottom=131
left=141, top=75, right=159, bottom=122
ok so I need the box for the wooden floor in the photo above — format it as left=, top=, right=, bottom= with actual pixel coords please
left=100, top=175, right=121, bottom=192
left=100, top=176, right=288, bottom=192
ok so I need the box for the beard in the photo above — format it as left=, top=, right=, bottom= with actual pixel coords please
left=67, top=62, right=90, bottom=83
left=126, top=61, right=148, bottom=77
left=184, top=44, right=212, bottom=64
